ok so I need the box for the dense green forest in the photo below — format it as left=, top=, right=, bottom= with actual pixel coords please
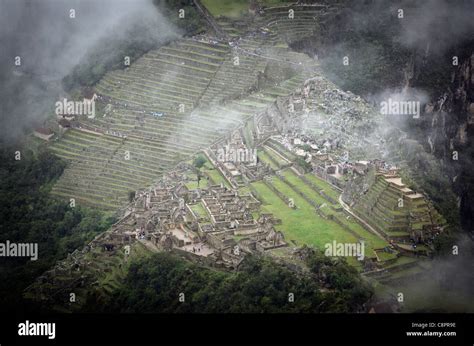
left=82, top=250, right=373, bottom=313
left=0, top=146, right=115, bottom=311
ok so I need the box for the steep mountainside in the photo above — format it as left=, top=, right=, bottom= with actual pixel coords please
left=290, top=0, right=474, bottom=234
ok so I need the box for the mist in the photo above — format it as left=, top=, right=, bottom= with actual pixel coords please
left=0, top=0, right=180, bottom=143
left=395, top=0, right=474, bottom=55
left=397, top=234, right=474, bottom=312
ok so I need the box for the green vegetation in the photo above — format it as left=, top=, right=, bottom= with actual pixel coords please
left=198, top=156, right=231, bottom=188
left=190, top=201, right=209, bottom=221
left=295, top=157, right=312, bottom=172
left=193, top=154, right=207, bottom=169
left=49, top=129, right=169, bottom=211
left=303, top=173, right=340, bottom=201
left=185, top=177, right=209, bottom=190
left=238, top=185, right=251, bottom=195
left=205, top=167, right=231, bottom=188
left=352, top=174, right=446, bottom=247
left=258, top=150, right=279, bottom=170
left=201, top=0, right=249, bottom=19
left=0, top=147, right=115, bottom=311
left=251, top=181, right=356, bottom=248
left=260, top=0, right=292, bottom=5
left=52, top=32, right=313, bottom=211
left=262, top=146, right=289, bottom=168
left=251, top=168, right=390, bottom=262
left=320, top=39, right=411, bottom=96
left=82, top=251, right=372, bottom=313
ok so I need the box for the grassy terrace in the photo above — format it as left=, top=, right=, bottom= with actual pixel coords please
left=190, top=201, right=210, bottom=222
left=353, top=177, right=412, bottom=238
left=266, top=139, right=297, bottom=161
left=49, top=129, right=174, bottom=210
left=186, top=179, right=209, bottom=190
left=250, top=167, right=418, bottom=272
left=201, top=0, right=249, bottom=19
left=48, top=25, right=318, bottom=212
left=258, top=150, right=279, bottom=170
left=200, top=54, right=268, bottom=105
left=280, top=169, right=388, bottom=251
left=282, top=169, right=336, bottom=207
left=42, top=240, right=152, bottom=312
left=95, top=39, right=229, bottom=112
left=261, top=5, right=325, bottom=43
left=251, top=180, right=359, bottom=255
left=352, top=175, right=445, bottom=261
left=262, top=146, right=289, bottom=167
left=203, top=165, right=231, bottom=189
left=184, top=170, right=209, bottom=190
left=303, top=172, right=341, bottom=201
left=218, top=21, right=245, bottom=38
left=49, top=39, right=236, bottom=210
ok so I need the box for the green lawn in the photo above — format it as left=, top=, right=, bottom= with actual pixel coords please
left=303, top=173, right=341, bottom=201
left=258, top=150, right=279, bottom=170
left=340, top=216, right=388, bottom=250
left=186, top=180, right=208, bottom=190
left=282, top=169, right=334, bottom=208
left=375, top=250, right=398, bottom=262
left=190, top=201, right=210, bottom=221
left=252, top=172, right=389, bottom=261
left=261, top=0, right=294, bottom=5
left=267, top=141, right=297, bottom=161
left=271, top=178, right=383, bottom=259
left=383, top=256, right=418, bottom=269
left=238, top=186, right=251, bottom=195
left=251, top=181, right=357, bottom=249
left=204, top=167, right=231, bottom=188
left=263, top=147, right=289, bottom=167
left=201, top=0, right=248, bottom=18
left=192, top=154, right=232, bottom=188
left=185, top=173, right=209, bottom=190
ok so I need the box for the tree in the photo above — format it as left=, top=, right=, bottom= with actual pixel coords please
left=128, top=191, right=136, bottom=202
left=0, top=147, right=115, bottom=312
left=88, top=252, right=373, bottom=313
left=193, top=155, right=206, bottom=169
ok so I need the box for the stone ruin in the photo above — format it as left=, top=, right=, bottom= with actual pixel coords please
left=208, top=129, right=273, bottom=187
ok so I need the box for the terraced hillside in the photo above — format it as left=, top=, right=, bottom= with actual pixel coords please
left=49, top=27, right=319, bottom=212
left=262, top=4, right=323, bottom=43
left=240, top=138, right=436, bottom=283
left=253, top=170, right=395, bottom=264
left=248, top=164, right=396, bottom=267
left=352, top=173, right=446, bottom=247
left=28, top=3, right=458, bottom=315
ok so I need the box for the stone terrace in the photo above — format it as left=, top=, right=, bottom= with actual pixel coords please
left=49, top=31, right=320, bottom=211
